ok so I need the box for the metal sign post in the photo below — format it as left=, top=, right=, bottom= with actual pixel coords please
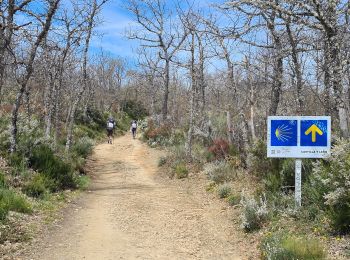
left=267, top=116, right=331, bottom=207
left=295, top=159, right=302, bottom=207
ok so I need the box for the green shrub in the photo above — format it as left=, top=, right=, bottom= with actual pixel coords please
left=217, top=183, right=231, bottom=198
left=29, top=144, right=76, bottom=190
left=0, top=171, right=7, bottom=188
left=206, top=181, right=216, bottom=192
left=75, top=175, right=90, bottom=190
left=203, top=161, right=234, bottom=184
left=174, top=163, right=188, bottom=179
left=158, top=156, right=167, bottom=167
left=74, top=124, right=101, bottom=139
left=8, top=152, right=27, bottom=170
left=72, top=137, right=94, bottom=158
left=305, top=140, right=350, bottom=234
left=170, top=144, right=187, bottom=162
left=0, top=188, right=32, bottom=221
left=227, top=194, right=240, bottom=206
left=22, top=174, right=50, bottom=198
left=75, top=107, right=106, bottom=131
left=248, top=139, right=277, bottom=177
left=261, top=233, right=326, bottom=260
left=241, top=194, right=268, bottom=232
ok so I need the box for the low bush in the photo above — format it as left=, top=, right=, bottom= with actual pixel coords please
left=241, top=194, right=268, bottom=232
left=206, top=181, right=216, bottom=192
left=227, top=194, right=240, bottom=206
left=22, top=174, right=52, bottom=198
left=203, top=161, right=235, bottom=184
left=158, top=156, right=167, bottom=167
left=248, top=139, right=277, bottom=177
left=261, top=233, right=326, bottom=260
left=304, top=140, right=350, bottom=234
left=72, top=136, right=94, bottom=159
left=170, top=144, right=187, bottom=162
left=208, top=138, right=229, bottom=160
left=75, top=175, right=90, bottom=190
left=174, top=162, right=188, bottom=179
left=217, top=183, right=232, bottom=198
left=0, top=188, right=32, bottom=221
left=29, top=144, right=76, bottom=190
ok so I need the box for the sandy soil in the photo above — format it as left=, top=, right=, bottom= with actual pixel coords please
left=20, top=135, right=255, bottom=260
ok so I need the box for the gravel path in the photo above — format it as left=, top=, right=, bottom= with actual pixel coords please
left=22, top=135, right=248, bottom=260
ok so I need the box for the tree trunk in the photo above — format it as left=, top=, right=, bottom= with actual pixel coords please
left=286, top=20, right=303, bottom=115
left=162, top=58, right=170, bottom=121
left=44, top=73, right=55, bottom=139
left=269, top=39, right=283, bottom=116
left=226, top=110, right=233, bottom=145
left=185, top=33, right=196, bottom=159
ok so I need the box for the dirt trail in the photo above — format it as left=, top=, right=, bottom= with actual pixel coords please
left=23, top=135, right=247, bottom=260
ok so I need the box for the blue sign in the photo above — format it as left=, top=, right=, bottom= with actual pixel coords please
left=270, top=120, right=297, bottom=146
left=267, top=116, right=331, bottom=158
left=300, top=120, right=328, bottom=146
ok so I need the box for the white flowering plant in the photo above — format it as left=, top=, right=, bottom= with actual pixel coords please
left=306, top=139, right=350, bottom=234
left=240, top=192, right=269, bottom=232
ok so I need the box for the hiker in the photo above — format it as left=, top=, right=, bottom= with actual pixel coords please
left=131, top=120, right=137, bottom=139
left=106, top=116, right=115, bottom=144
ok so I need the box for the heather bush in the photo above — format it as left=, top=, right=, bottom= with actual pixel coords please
left=203, top=161, right=235, bottom=184
left=208, top=138, right=229, bottom=160
left=174, top=162, right=188, bottom=179
left=22, top=174, right=53, bottom=198
left=227, top=194, right=240, bottom=206
left=217, top=183, right=231, bottom=198
left=29, top=145, right=76, bottom=190
left=241, top=194, right=269, bottom=232
left=72, top=136, right=94, bottom=159
left=306, top=140, right=350, bottom=234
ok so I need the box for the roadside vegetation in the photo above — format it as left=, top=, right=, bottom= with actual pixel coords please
left=140, top=116, right=350, bottom=259
left=0, top=103, right=146, bottom=253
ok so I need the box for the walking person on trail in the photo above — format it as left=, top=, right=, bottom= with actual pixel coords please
left=131, top=120, right=137, bottom=139
left=106, top=116, right=116, bottom=144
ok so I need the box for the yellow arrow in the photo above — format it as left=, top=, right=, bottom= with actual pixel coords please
left=305, top=124, right=323, bottom=142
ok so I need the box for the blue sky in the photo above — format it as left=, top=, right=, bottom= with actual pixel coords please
left=90, top=0, right=139, bottom=61
left=90, top=0, right=226, bottom=64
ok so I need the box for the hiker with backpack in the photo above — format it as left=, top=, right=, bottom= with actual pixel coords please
left=106, top=116, right=115, bottom=144
left=131, top=120, right=137, bottom=139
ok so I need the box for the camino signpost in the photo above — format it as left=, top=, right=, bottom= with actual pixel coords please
left=267, top=116, right=331, bottom=207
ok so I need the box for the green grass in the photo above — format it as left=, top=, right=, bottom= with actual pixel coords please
left=261, top=233, right=326, bottom=260
left=0, top=188, right=32, bottom=221
left=174, top=163, right=188, bottom=179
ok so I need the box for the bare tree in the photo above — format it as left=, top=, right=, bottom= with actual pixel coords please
left=65, top=0, right=109, bottom=152
left=126, top=0, right=188, bottom=121
left=10, top=0, right=60, bottom=153
left=0, top=0, right=34, bottom=104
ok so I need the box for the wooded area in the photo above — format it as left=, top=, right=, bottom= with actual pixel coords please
left=1, top=0, right=349, bottom=156
left=1, top=0, right=350, bottom=259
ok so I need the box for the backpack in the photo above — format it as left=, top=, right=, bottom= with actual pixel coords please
left=131, top=122, right=137, bottom=129
left=107, top=121, right=114, bottom=130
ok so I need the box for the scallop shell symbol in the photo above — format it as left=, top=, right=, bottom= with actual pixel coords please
left=275, top=124, right=293, bottom=142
